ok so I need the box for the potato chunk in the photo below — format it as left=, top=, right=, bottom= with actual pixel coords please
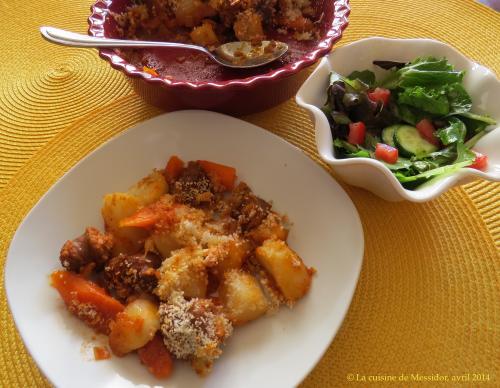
left=155, top=247, right=208, bottom=300
left=219, top=270, right=268, bottom=325
left=102, top=193, right=148, bottom=255
left=255, top=239, right=311, bottom=302
left=127, top=170, right=167, bottom=206
left=233, top=10, right=265, bottom=42
left=152, top=204, right=209, bottom=258
left=190, top=20, right=219, bottom=47
left=109, top=299, right=160, bottom=356
left=209, top=238, right=251, bottom=277
left=173, top=0, right=216, bottom=27
left=151, top=231, right=184, bottom=259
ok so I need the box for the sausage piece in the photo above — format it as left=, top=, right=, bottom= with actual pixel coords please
left=171, top=162, right=214, bottom=206
left=60, top=227, right=114, bottom=273
left=104, top=252, right=162, bottom=301
left=227, top=182, right=271, bottom=231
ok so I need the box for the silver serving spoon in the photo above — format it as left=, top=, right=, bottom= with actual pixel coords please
left=40, top=26, right=288, bottom=69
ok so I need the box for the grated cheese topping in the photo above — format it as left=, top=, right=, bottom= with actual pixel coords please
left=159, top=292, right=233, bottom=363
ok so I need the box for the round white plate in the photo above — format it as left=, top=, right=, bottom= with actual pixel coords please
left=5, top=110, right=364, bottom=388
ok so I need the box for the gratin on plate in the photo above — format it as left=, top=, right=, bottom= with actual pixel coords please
left=51, top=155, right=314, bottom=379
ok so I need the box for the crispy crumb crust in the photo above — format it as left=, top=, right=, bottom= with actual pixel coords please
left=53, top=159, right=314, bottom=377
left=159, top=291, right=233, bottom=375
left=112, top=0, right=319, bottom=50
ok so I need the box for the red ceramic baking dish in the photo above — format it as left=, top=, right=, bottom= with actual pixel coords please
left=88, top=0, right=350, bottom=115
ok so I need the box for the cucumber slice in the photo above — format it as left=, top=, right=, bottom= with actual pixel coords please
left=382, top=125, right=398, bottom=147
left=394, top=125, right=438, bottom=157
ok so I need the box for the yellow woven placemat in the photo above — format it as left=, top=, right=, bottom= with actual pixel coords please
left=1, top=0, right=499, bottom=387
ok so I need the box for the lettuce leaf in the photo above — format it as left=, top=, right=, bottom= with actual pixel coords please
left=395, top=104, right=429, bottom=125
left=394, top=160, right=472, bottom=183
left=347, top=70, right=376, bottom=88
left=398, top=86, right=449, bottom=115
left=333, top=139, right=371, bottom=158
left=456, top=111, right=496, bottom=134
left=380, top=56, right=464, bottom=89
left=436, top=117, right=467, bottom=145
left=446, top=83, right=472, bottom=114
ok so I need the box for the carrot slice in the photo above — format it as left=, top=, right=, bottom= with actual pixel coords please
left=143, top=66, right=159, bottom=77
left=165, top=155, right=184, bottom=181
left=93, top=346, right=111, bottom=360
left=197, top=160, right=236, bottom=190
left=51, top=270, right=124, bottom=334
left=119, top=207, right=159, bottom=228
left=138, top=334, right=174, bottom=378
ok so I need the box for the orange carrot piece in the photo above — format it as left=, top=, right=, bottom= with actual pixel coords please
left=51, top=270, right=124, bottom=334
left=165, top=155, right=184, bottom=181
left=93, top=346, right=111, bottom=360
left=197, top=160, right=236, bottom=190
left=143, top=66, right=159, bottom=76
left=119, top=207, right=159, bottom=228
left=138, top=334, right=174, bottom=379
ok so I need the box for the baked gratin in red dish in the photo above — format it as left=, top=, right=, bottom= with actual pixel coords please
left=110, top=0, right=322, bottom=80
left=113, top=0, right=320, bottom=48
left=51, top=156, right=314, bottom=378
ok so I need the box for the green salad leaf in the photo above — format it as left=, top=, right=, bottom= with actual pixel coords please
left=395, top=104, right=428, bottom=125
left=380, top=56, right=464, bottom=89
left=420, top=146, right=456, bottom=165
left=333, top=139, right=371, bottom=158
left=347, top=70, right=376, bottom=88
left=394, top=160, right=472, bottom=183
left=330, top=111, right=352, bottom=125
left=456, top=111, right=496, bottom=134
left=436, top=117, right=466, bottom=145
left=446, top=83, right=472, bottom=114
left=329, top=72, right=343, bottom=85
left=379, top=158, right=414, bottom=171
left=457, top=111, right=496, bottom=125
left=329, top=70, right=370, bottom=92
left=464, top=131, right=487, bottom=148
left=455, top=141, right=476, bottom=164
left=325, top=56, right=493, bottom=190
left=398, top=86, right=449, bottom=115
left=404, top=56, right=454, bottom=72
left=364, top=133, right=380, bottom=151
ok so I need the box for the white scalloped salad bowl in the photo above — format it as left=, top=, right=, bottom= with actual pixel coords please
left=296, top=37, right=500, bottom=202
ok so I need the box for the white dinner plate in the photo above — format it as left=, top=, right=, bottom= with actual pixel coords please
left=5, top=110, right=364, bottom=388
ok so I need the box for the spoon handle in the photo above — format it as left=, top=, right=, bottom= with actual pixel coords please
left=40, top=26, right=209, bottom=54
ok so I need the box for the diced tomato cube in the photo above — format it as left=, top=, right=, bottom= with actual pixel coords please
left=348, top=122, right=366, bottom=145
left=375, top=143, right=399, bottom=164
left=416, top=119, right=440, bottom=146
left=470, top=151, right=488, bottom=170
left=367, top=87, right=391, bottom=105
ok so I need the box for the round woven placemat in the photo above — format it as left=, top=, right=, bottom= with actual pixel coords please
left=1, top=0, right=499, bottom=387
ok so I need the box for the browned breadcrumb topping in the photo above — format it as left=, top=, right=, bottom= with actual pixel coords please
left=112, top=0, right=319, bottom=51
left=68, top=299, right=109, bottom=334
left=245, top=258, right=283, bottom=311
left=159, top=291, right=232, bottom=375
left=53, top=158, right=313, bottom=379
left=172, top=162, right=214, bottom=206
